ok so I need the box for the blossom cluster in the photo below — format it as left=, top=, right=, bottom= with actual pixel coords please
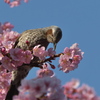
left=0, top=22, right=14, bottom=33
left=0, top=65, right=11, bottom=100
left=59, top=43, right=84, bottom=73
left=0, top=22, right=19, bottom=52
left=4, top=0, right=28, bottom=7
left=63, top=79, right=100, bottom=100
left=12, top=77, right=100, bottom=100
left=33, top=45, right=56, bottom=60
left=1, top=48, right=33, bottom=71
left=0, top=22, right=20, bottom=100
left=12, top=63, right=63, bottom=100
left=33, top=44, right=84, bottom=73
left=37, top=63, right=54, bottom=78
left=12, top=67, right=100, bottom=100
left=0, top=22, right=23, bottom=71
left=13, top=76, right=65, bottom=100
left=13, top=63, right=100, bottom=100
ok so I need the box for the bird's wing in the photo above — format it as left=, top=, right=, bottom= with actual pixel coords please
left=14, top=29, right=49, bottom=50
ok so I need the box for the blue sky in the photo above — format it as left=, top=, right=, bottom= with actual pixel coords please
left=0, top=0, right=100, bottom=95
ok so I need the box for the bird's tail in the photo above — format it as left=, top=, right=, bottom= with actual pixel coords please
left=5, top=82, right=19, bottom=100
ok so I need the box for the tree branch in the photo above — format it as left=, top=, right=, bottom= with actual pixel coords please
left=26, top=53, right=63, bottom=68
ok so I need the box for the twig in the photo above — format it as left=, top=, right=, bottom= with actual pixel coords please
left=26, top=53, right=63, bottom=68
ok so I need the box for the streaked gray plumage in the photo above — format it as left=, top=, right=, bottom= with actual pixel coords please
left=5, top=25, right=62, bottom=100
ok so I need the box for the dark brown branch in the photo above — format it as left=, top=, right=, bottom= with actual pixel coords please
left=25, top=53, right=63, bottom=68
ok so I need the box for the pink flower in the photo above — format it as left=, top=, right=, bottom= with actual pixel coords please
left=70, top=43, right=84, bottom=59
left=63, top=47, right=73, bottom=58
left=22, top=50, right=33, bottom=64
left=47, top=48, right=56, bottom=56
left=64, top=79, right=80, bottom=89
left=0, top=30, right=20, bottom=53
left=37, top=63, right=54, bottom=78
left=47, top=88, right=65, bottom=100
left=19, top=78, right=46, bottom=98
left=72, top=55, right=82, bottom=64
left=11, top=60, right=23, bottom=67
left=70, top=43, right=79, bottom=49
left=0, top=47, right=7, bottom=55
left=1, top=56, right=16, bottom=71
left=13, top=93, right=36, bottom=100
left=77, top=84, right=100, bottom=100
left=33, top=45, right=48, bottom=60
left=18, top=80, right=31, bottom=92
left=10, top=1, right=20, bottom=7
left=37, top=69, right=54, bottom=78
left=63, top=79, right=100, bottom=100
left=24, top=0, right=28, bottom=3
left=4, top=0, right=10, bottom=4
left=2, top=22, right=14, bottom=31
left=4, top=0, right=29, bottom=7
left=10, top=48, right=33, bottom=65
left=63, top=79, right=80, bottom=99
left=17, top=76, right=64, bottom=100
left=1, top=41, right=13, bottom=53
left=0, top=68, right=11, bottom=100
left=59, top=54, right=72, bottom=73
left=9, top=48, right=24, bottom=61
left=2, top=31, right=20, bottom=42
left=70, top=43, right=84, bottom=66
left=58, top=43, right=84, bottom=73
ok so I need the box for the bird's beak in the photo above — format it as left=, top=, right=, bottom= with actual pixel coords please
left=53, top=43, right=57, bottom=51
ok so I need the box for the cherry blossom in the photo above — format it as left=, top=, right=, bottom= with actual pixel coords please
left=24, top=0, right=28, bottom=3
left=63, top=47, right=73, bottom=58
left=0, top=22, right=14, bottom=33
left=58, top=43, right=84, bottom=73
left=4, top=0, right=10, bottom=4
left=63, top=79, right=100, bottom=100
left=0, top=66, right=11, bottom=100
left=1, top=22, right=14, bottom=31
left=4, top=0, right=29, bottom=7
left=1, top=41, right=14, bottom=53
left=10, top=1, right=20, bottom=8
left=2, top=31, right=20, bottom=43
left=14, top=76, right=65, bottom=100
left=21, top=50, right=33, bottom=64
left=47, top=48, right=56, bottom=56
left=0, top=30, right=20, bottom=53
left=77, top=84, right=100, bottom=100
left=63, top=79, right=80, bottom=99
left=9, top=48, right=33, bottom=66
left=13, top=94, right=36, bottom=100
left=1, top=56, right=16, bottom=71
left=37, top=63, right=54, bottom=78
left=9, top=48, right=24, bottom=61
left=33, top=45, right=48, bottom=60
left=0, top=47, right=7, bottom=55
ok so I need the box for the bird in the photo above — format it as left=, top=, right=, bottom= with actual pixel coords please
left=5, top=25, right=62, bottom=100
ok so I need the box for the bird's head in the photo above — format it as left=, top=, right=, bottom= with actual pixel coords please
left=44, top=26, right=62, bottom=50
